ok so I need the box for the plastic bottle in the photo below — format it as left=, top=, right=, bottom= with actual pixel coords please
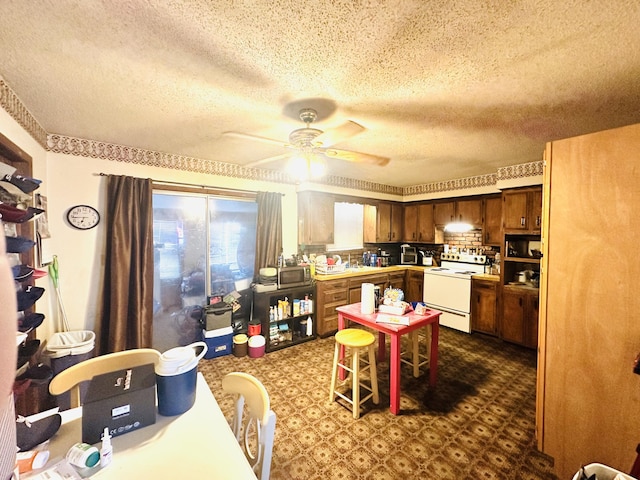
left=306, top=316, right=313, bottom=336
left=100, top=427, right=113, bottom=468
left=16, top=449, right=50, bottom=474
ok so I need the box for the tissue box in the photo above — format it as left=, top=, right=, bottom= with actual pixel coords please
left=82, top=363, right=156, bottom=444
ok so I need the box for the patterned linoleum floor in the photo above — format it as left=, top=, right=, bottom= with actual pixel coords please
left=200, top=327, right=557, bottom=480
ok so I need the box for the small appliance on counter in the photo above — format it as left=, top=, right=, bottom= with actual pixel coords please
left=254, top=267, right=278, bottom=293
left=400, top=244, right=418, bottom=265
left=378, top=249, right=392, bottom=267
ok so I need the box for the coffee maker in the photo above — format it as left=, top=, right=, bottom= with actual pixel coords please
left=378, top=249, right=392, bottom=267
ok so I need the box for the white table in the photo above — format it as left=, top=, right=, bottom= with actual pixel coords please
left=25, top=373, right=256, bottom=479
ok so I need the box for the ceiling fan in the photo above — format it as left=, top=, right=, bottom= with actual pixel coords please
left=224, top=108, right=390, bottom=169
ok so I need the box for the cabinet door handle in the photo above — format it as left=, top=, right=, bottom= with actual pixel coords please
left=519, top=297, right=523, bottom=307
left=520, top=216, right=526, bottom=226
left=536, top=216, right=541, bottom=227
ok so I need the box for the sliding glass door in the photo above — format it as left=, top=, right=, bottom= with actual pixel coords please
left=152, top=191, right=257, bottom=352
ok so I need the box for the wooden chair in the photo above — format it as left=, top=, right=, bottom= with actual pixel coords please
left=49, top=348, right=161, bottom=408
left=222, top=372, right=276, bottom=480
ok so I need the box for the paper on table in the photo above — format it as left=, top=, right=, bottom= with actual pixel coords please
left=375, top=313, right=410, bottom=325
left=22, top=460, right=83, bottom=480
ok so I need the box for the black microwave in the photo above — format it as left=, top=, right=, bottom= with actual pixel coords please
left=278, top=266, right=312, bottom=289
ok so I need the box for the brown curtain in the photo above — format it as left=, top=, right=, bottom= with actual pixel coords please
left=98, top=175, right=154, bottom=354
left=254, top=192, right=282, bottom=280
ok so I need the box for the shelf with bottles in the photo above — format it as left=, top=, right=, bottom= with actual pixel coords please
left=253, top=284, right=316, bottom=353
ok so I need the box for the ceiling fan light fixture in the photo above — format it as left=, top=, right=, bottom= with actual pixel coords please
left=287, top=152, right=325, bottom=181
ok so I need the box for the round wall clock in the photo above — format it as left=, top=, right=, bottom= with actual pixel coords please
left=66, top=205, right=100, bottom=230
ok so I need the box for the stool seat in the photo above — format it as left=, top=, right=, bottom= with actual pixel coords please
left=335, top=328, right=375, bottom=348
left=329, top=328, right=379, bottom=419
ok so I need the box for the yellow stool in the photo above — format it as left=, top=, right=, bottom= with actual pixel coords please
left=329, top=328, right=379, bottom=419
left=401, top=326, right=432, bottom=378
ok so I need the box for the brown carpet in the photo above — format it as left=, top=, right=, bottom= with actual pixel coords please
left=199, top=327, right=557, bottom=480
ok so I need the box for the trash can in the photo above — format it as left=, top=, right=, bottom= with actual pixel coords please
left=43, top=331, right=95, bottom=410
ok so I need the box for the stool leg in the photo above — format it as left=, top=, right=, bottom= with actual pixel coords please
left=368, top=343, right=379, bottom=404
left=412, top=330, right=420, bottom=378
left=425, top=325, right=431, bottom=364
left=352, top=347, right=360, bottom=419
left=329, top=341, right=340, bottom=404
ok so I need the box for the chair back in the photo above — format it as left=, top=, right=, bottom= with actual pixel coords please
left=49, top=348, right=161, bottom=408
left=222, top=372, right=276, bottom=480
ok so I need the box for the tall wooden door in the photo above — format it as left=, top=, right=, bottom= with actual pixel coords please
left=539, top=123, right=640, bottom=479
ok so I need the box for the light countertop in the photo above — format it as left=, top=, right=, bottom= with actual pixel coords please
left=314, top=265, right=500, bottom=282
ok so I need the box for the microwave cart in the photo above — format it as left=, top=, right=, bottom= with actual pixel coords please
left=252, top=284, right=317, bottom=352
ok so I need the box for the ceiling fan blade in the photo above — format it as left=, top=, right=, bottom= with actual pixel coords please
left=324, top=148, right=390, bottom=166
left=314, top=121, right=365, bottom=147
left=245, top=152, right=293, bottom=168
left=223, top=131, right=290, bottom=148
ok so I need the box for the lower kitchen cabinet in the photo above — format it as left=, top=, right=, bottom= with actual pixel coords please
left=471, top=278, right=498, bottom=336
left=404, top=269, right=424, bottom=303
left=348, top=274, right=388, bottom=304
left=315, top=269, right=409, bottom=337
left=501, top=286, right=539, bottom=348
left=316, top=278, right=349, bottom=336
left=387, top=271, right=405, bottom=292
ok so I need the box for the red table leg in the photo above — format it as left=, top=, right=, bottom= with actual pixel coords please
left=389, top=333, right=401, bottom=415
left=377, top=332, right=386, bottom=361
left=429, top=322, right=439, bottom=387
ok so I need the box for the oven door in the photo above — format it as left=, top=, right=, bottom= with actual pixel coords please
left=423, top=272, right=471, bottom=314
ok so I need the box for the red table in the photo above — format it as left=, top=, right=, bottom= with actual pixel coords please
left=336, top=303, right=441, bottom=415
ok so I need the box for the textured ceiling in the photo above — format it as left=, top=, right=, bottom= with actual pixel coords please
left=1, top=0, right=640, bottom=187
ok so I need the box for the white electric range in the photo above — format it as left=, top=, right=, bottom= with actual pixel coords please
left=423, top=253, right=486, bottom=333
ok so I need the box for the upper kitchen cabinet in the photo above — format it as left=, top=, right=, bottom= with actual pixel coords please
left=298, top=191, right=334, bottom=245
left=483, top=195, right=502, bottom=245
left=434, top=198, right=483, bottom=227
left=502, top=186, right=542, bottom=233
left=402, top=202, right=434, bottom=243
left=376, top=201, right=402, bottom=243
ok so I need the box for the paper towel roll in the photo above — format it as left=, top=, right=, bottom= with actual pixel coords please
left=361, top=283, right=375, bottom=314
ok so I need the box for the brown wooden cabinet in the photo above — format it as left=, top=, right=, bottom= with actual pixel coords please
left=434, top=201, right=455, bottom=225
left=405, top=269, right=424, bottom=303
left=456, top=198, right=483, bottom=226
left=502, top=186, right=542, bottom=233
left=501, top=286, right=538, bottom=348
left=402, top=203, right=418, bottom=242
left=348, top=273, right=388, bottom=304
left=434, top=198, right=482, bottom=227
left=483, top=195, right=502, bottom=245
left=403, top=203, right=434, bottom=243
left=376, top=201, right=402, bottom=242
left=387, top=271, right=405, bottom=291
left=315, top=277, right=349, bottom=336
left=471, top=278, right=498, bottom=336
left=315, top=269, right=408, bottom=336
left=298, top=191, right=334, bottom=245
